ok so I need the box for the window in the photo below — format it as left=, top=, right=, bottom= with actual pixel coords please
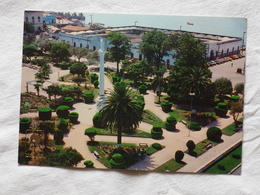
left=80, top=43, right=82, bottom=48
left=131, top=53, right=134, bottom=59
left=139, top=54, right=142, bottom=60
left=74, top=42, right=76, bottom=47
left=38, top=17, right=41, bottom=22
left=93, top=46, right=96, bottom=51
left=25, top=17, right=28, bottom=22
left=227, top=48, right=229, bottom=54
left=32, top=17, right=35, bottom=24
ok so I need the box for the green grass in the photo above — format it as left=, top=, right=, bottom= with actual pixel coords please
left=222, top=118, right=243, bottom=136
left=146, top=145, right=165, bottom=156
left=185, top=139, right=219, bottom=157
left=169, top=109, right=189, bottom=122
left=51, top=140, right=64, bottom=151
left=86, top=127, right=151, bottom=138
left=154, top=158, right=185, bottom=172
left=204, top=145, right=242, bottom=174
left=142, top=110, right=165, bottom=126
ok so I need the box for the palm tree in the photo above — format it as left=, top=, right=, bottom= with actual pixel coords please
left=100, top=82, right=142, bottom=148
left=180, top=67, right=214, bottom=104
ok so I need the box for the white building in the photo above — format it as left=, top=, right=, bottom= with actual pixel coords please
left=24, top=11, right=44, bottom=32
left=58, top=26, right=242, bottom=67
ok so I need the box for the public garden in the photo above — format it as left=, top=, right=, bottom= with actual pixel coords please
left=19, top=28, right=245, bottom=173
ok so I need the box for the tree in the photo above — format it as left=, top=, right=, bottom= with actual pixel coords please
left=186, top=140, right=195, bottom=153
left=34, top=84, right=41, bottom=96
left=107, top=32, right=131, bottom=72
left=70, top=47, right=88, bottom=62
left=50, top=43, right=71, bottom=62
left=43, top=84, right=62, bottom=100
left=39, top=121, right=55, bottom=152
left=229, top=102, right=243, bottom=124
left=87, top=51, right=100, bottom=65
left=72, top=76, right=86, bottom=86
left=24, top=22, right=35, bottom=34
left=214, top=77, right=233, bottom=98
left=23, top=45, right=37, bottom=62
left=70, top=63, right=86, bottom=77
left=234, top=82, right=244, bottom=95
left=47, top=147, right=84, bottom=167
left=85, top=128, right=97, bottom=142
left=99, top=82, right=142, bottom=148
left=207, top=127, right=222, bottom=142
left=175, top=150, right=184, bottom=163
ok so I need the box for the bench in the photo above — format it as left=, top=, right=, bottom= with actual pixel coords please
left=93, top=151, right=100, bottom=158
left=139, top=143, right=148, bottom=147
left=180, top=120, right=188, bottom=126
left=205, top=143, right=212, bottom=150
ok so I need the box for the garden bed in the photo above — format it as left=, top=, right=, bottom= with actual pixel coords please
left=222, top=118, right=243, bottom=136
left=154, top=159, right=185, bottom=172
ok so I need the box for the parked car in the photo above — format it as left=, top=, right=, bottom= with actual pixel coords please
left=224, top=57, right=229, bottom=62
left=210, top=60, right=216, bottom=65
left=215, top=59, right=223, bottom=64
left=227, top=57, right=233, bottom=61
left=220, top=58, right=226, bottom=63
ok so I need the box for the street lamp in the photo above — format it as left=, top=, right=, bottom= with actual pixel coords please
left=135, top=21, right=138, bottom=26
left=189, top=92, right=195, bottom=136
left=180, top=25, right=182, bottom=31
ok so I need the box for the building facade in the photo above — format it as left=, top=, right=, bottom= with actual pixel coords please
left=24, top=11, right=44, bottom=32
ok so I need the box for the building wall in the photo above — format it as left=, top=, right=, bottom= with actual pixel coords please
left=24, top=11, right=43, bottom=32
left=43, top=14, right=56, bottom=24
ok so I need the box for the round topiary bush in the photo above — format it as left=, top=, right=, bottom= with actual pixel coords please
left=230, top=95, right=240, bottom=102
left=62, top=97, right=74, bottom=108
left=20, top=117, right=31, bottom=133
left=56, top=105, right=70, bottom=118
left=188, top=122, right=201, bottom=131
left=54, top=129, right=64, bottom=144
left=165, top=116, right=177, bottom=131
left=161, top=101, right=172, bottom=112
left=207, top=126, right=222, bottom=142
left=110, top=153, right=125, bottom=169
left=151, top=125, right=163, bottom=139
left=68, top=112, right=79, bottom=124
left=138, top=85, right=148, bottom=95
left=38, top=107, right=52, bottom=120
left=85, top=128, right=97, bottom=141
left=84, top=160, right=94, bottom=168
left=82, top=92, right=94, bottom=103
left=57, top=118, right=69, bottom=133
left=60, top=62, right=70, bottom=70
left=186, top=140, right=195, bottom=153
left=93, top=80, right=99, bottom=88
left=93, top=112, right=103, bottom=128
left=215, top=102, right=228, bottom=117
left=175, top=150, right=184, bottom=163
left=152, top=143, right=163, bottom=150
left=90, top=73, right=99, bottom=84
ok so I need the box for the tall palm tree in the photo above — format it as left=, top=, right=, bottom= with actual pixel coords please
left=180, top=67, right=214, bottom=104
left=100, top=82, right=142, bottom=148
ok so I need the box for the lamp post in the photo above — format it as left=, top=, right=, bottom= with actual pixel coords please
left=180, top=25, right=182, bottom=31
left=189, top=92, right=195, bottom=136
left=135, top=21, right=138, bottom=26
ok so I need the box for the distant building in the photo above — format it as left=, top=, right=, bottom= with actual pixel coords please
left=43, top=12, right=56, bottom=24
left=24, top=11, right=44, bottom=32
left=58, top=26, right=243, bottom=67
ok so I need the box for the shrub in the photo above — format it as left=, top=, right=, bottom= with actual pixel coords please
left=136, top=95, right=145, bottom=102
left=72, top=76, right=86, bottom=86
left=20, top=117, right=31, bottom=133
left=85, top=128, right=97, bottom=141
left=152, top=143, right=163, bottom=150
left=62, top=97, right=74, bottom=108
left=218, top=164, right=225, bottom=171
left=188, top=122, right=201, bottom=131
left=175, top=150, right=184, bottom=163
left=54, top=129, right=64, bottom=144
left=84, top=160, right=94, bottom=168
left=186, top=140, right=195, bottom=152
left=165, top=116, right=177, bottom=131
left=57, top=118, right=68, bottom=133
left=60, top=62, right=70, bottom=70
left=56, top=105, right=70, bottom=118
left=38, top=107, right=52, bottom=120
left=207, top=127, right=222, bottom=142
left=82, top=92, right=94, bottom=103
left=230, top=95, right=240, bottom=102
left=138, top=85, right=148, bottom=94
left=215, top=102, right=228, bottom=117
left=161, top=101, right=172, bottom=112
left=68, top=112, right=79, bottom=124
left=112, top=76, right=121, bottom=84
left=90, top=73, right=99, bottom=84
left=110, top=153, right=125, bottom=169
left=151, top=125, right=163, bottom=139
left=93, top=112, right=103, bottom=128
left=70, top=62, right=86, bottom=76
left=93, top=80, right=99, bottom=88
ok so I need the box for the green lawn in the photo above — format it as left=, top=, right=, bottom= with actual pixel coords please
left=169, top=109, right=189, bottom=122
left=154, top=159, right=185, bottom=172
left=142, top=110, right=165, bottom=126
left=185, top=139, right=219, bottom=157
left=222, top=118, right=243, bottom=136
left=86, top=127, right=151, bottom=138
left=204, top=145, right=242, bottom=174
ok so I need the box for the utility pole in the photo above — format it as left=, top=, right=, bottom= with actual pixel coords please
left=90, top=15, right=93, bottom=25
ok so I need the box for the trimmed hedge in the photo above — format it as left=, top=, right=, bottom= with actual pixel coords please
left=57, top=118, right=68, bottom=133
left=186, top=140, right=195, bottom=152
left=161, top=101, right=172, bottom=112
left=188, top=122, right=201, bottom=131
left=215, top=102, right=228, bottom=117
left=54, top=129, right=64, bottom=144
left=60, top=62, right=70, bottom=70
left=93, top=112, right=103, bottom=128
left=68, top=112, right=79, bottom=124
left=56, top=105, right=70, bottom=118
left=90, top=73, right=99, bottom=84
left=93, top=80, right=99, bottom=88
left=165, top=116, right=177, bottom=131
left=151, top=125, right=163, bottom=139
left=20, top=117, right=31, bottom=133
left=175, top=150, right=184, bottom=163
left=152, top=143, right=163, bottom=150
left=62, top=97, right=74, bottom=108
left=110, top=153, right=125, bottom=169
left=85, top=128, right=97, bottom=141
left=84, top=160, right=94, bottom=168
left=82, top=92, right=94, bottom=103
left=138, top=85, right=148, bottom=95
left=207, top=127, right=222, bottom=142
left=230, top=96, right=240, bottom=102
left=38, top=107, right=52, bottom=120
